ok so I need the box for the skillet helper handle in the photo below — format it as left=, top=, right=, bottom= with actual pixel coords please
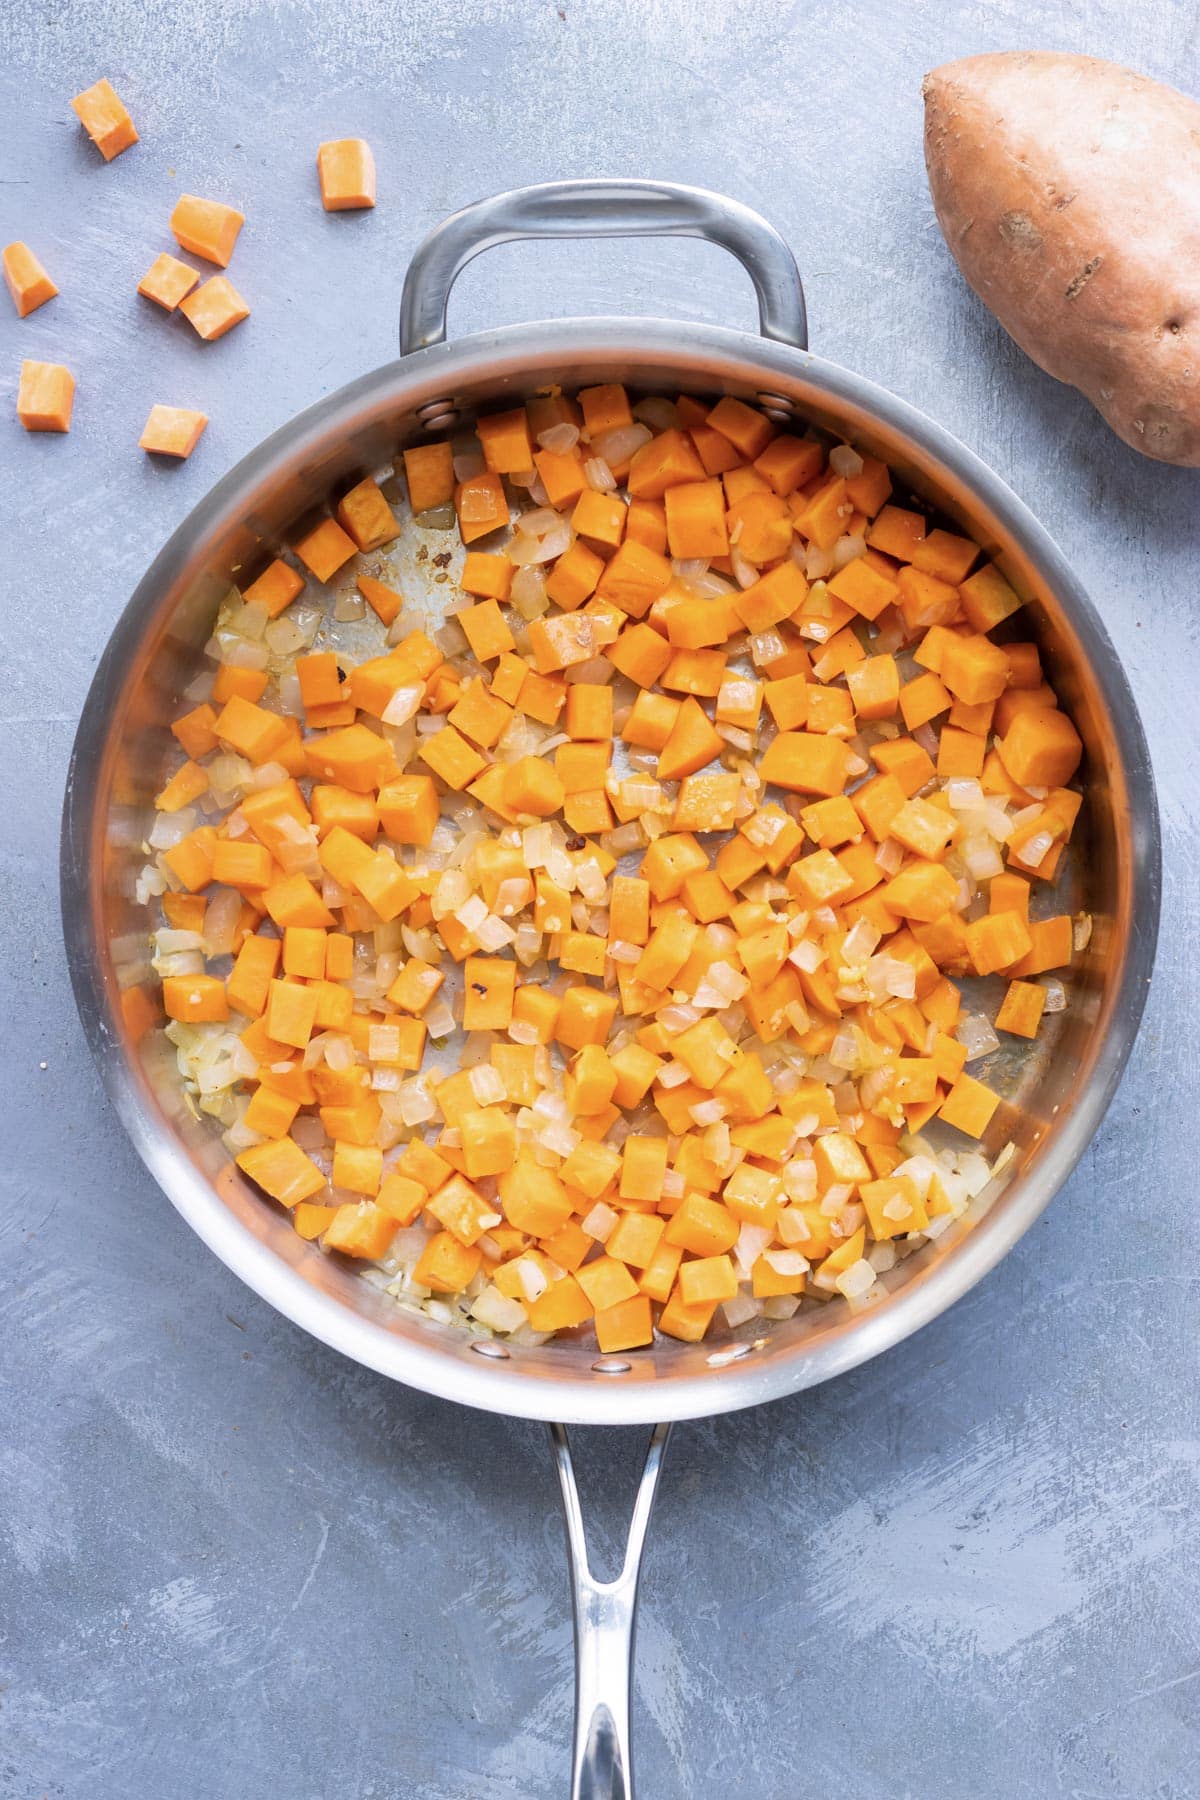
left=551, top=1421, right=673, bottom=1800
left=399, top=178, right=807, bottom=353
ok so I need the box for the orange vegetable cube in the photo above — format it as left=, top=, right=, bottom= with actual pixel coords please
left=960, top=563, right=1022, bottom=632
left=996, top=979, right=1047, bottom=1038
left=139, top=405, right=208, bottom=459
left=210, top=839, right=272, bottom=889
left=664, top=1193, right=738, bottom=1256
left=656, top=697, right=723, bottom=781
left=628, top=428, right=706, bottom=498
left=321, top=1201, right=397, bottom=1259
left=939, top=633, right=1010, bottom=706
left=136, top=251, right=199, bottom=312
left=214, top=694, right=290, bottom=763
left=262, top=873, right=336, bottom=930
left=594, top=1295, right=654, bottom=1354
left=754, top=434, right=824, bottom=496
left=336, top=476, right=398, bottom=552
left=657, top=1288, right=716, bottom=1342
left=890, top=796, right=956, bottom=860
left=759, top=731, right=850, bottom=796
left=827, top=557, right=899, bottom=623
left=3, top=242, right=57, bottom=317
left=533, top=446, right=587, bottom=511
left=866, top=504, right=926, bottom=561
left=938, top=1074, right=1001, bottom=1139
left=413, top=1230, right=482, bottom=1293
left=546, top=540, right=604, bottom=610
left=458, top=600, right=513, bottom=668
left=16, top=360, right=74, bottom=433
left=596, top=539, right=673, bottom=617
left=566, top=683, right=614, bottom=741
left=375, top=773, right=439, bottom=844
left=733, top=561, right=808, bottom=634
left=500, top=755, right=565, bottom=818
left=620, top=1135, right=669, bottom=1203
left=71, top=78, right=138, bottom=161
left=265, top=979, right=319, bottom=1049
left=476, top=406, right=533, bottom=474
left=237, top=1138, right=327, bottom=1207
left=576, top=1256, right=640, bottom=1313
left=998, top=709, right=1084, bottom=789
left=910, top=528, right=978, bottom=583
left=673, top=771, right=741, bottom=832
left=555, top=985, right=618, bottom=1051
left=846, top=653, right=900, bottom=720
left=162, top=974, right=229, bottom=1023
left=860, top=1176, right=929, bottom=1241
left=678, top=1253, right=738, bottom=1307
left=416, top=724, right=484, bottom=791
left=606, top=1211, right=666, bottom=1270
left=332, top=1140, right=384, bottom=1198
left=462, top=956, right=516, bottom=1031
left=664, top=477, right=730, bottom=559
left=243, top=1085, right=301, bottom=1140
left=170, top=195, right=244, bottom=267
left=317, top=138, right=376, bottom=211
left=707, top=395, right=774, bottom=458
left=403, top=442, right=455, bottom=514
left=291, top=516, right=355, bottom=584
left=179, top=273, right=250, bottom=341
left=526, top=1275, right=594, bottom=1333
left=244, top=559, right=305, bottom=617
left=499, top=1157, right=575, bottom=1235
left=964, top=910, right=1034, bottom=977
left=572, top=488, right=627, bottom=551
left=609, top=622, right=673, bottom=689
left=579, top=383, right=633, bottom=434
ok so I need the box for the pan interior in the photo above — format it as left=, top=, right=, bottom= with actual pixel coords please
left=63, top=323, right=1157, bottom=1423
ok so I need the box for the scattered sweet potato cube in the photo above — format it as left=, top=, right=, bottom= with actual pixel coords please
left=17, top=360, right=75, bottom=433
left=139, top=404, right=208, bottom=459
left=317, top=139, right=377, bottom=211
left=137, top=252, right=200, bottom=312
left=170, top=195, right=245, bottom=267
left=71, top=78, right=138, bottom=161
left=179, top=275, right=250, bottom=341
left=3, top=243, right=57, bottom=318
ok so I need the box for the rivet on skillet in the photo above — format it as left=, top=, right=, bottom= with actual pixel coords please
left=418, top=398, right=458, bottom=431
left=591, top=1357, right=633, bottom=1375
left=470, top=1339, right=510, bottom=1360
left=757, top=390, right=795, bottom=422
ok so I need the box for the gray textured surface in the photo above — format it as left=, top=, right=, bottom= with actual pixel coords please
left=2, top=3, right=1198, bottom=1796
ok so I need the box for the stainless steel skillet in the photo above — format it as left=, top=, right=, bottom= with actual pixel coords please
left=61, top=180, right=1160, bottom=1798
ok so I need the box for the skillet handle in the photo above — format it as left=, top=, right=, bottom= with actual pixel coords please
left=550, top=1421, right=673, bottom=1800
left=399, top=179, right=807, bottom=353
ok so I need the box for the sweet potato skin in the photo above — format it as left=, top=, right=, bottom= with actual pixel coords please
left=923, top=52, right=1200, bottom=466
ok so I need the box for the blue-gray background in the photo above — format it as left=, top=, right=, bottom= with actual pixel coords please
left=2, top=3, right=1197, bottom=1796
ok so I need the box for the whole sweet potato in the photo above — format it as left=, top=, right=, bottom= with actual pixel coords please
left=923, top=51, right=1200, bottom=465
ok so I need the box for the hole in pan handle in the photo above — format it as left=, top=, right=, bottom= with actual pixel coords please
left=550, top=1421, right=673, bottom=1800
left=399, top=178, right=808, bottom=355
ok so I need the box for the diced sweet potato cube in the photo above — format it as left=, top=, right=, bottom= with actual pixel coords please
left=17, top=360, right=74, bottom=433
left=3, top=242, right=57, bottom=317
left=179, top=275, right=250, bottom=341
left=71, top=79, right=138, bottom=161
left=317, top=138, right=376, bottom=211
left=336, top=476, right=398, bottom=552
left=237, top=1137, right=327, bottom=1207
left=137, top=252, right=199, bottom=312
left=139, top=405, right=208, bottom=459
left=171, top=195, right=245, bottom=267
